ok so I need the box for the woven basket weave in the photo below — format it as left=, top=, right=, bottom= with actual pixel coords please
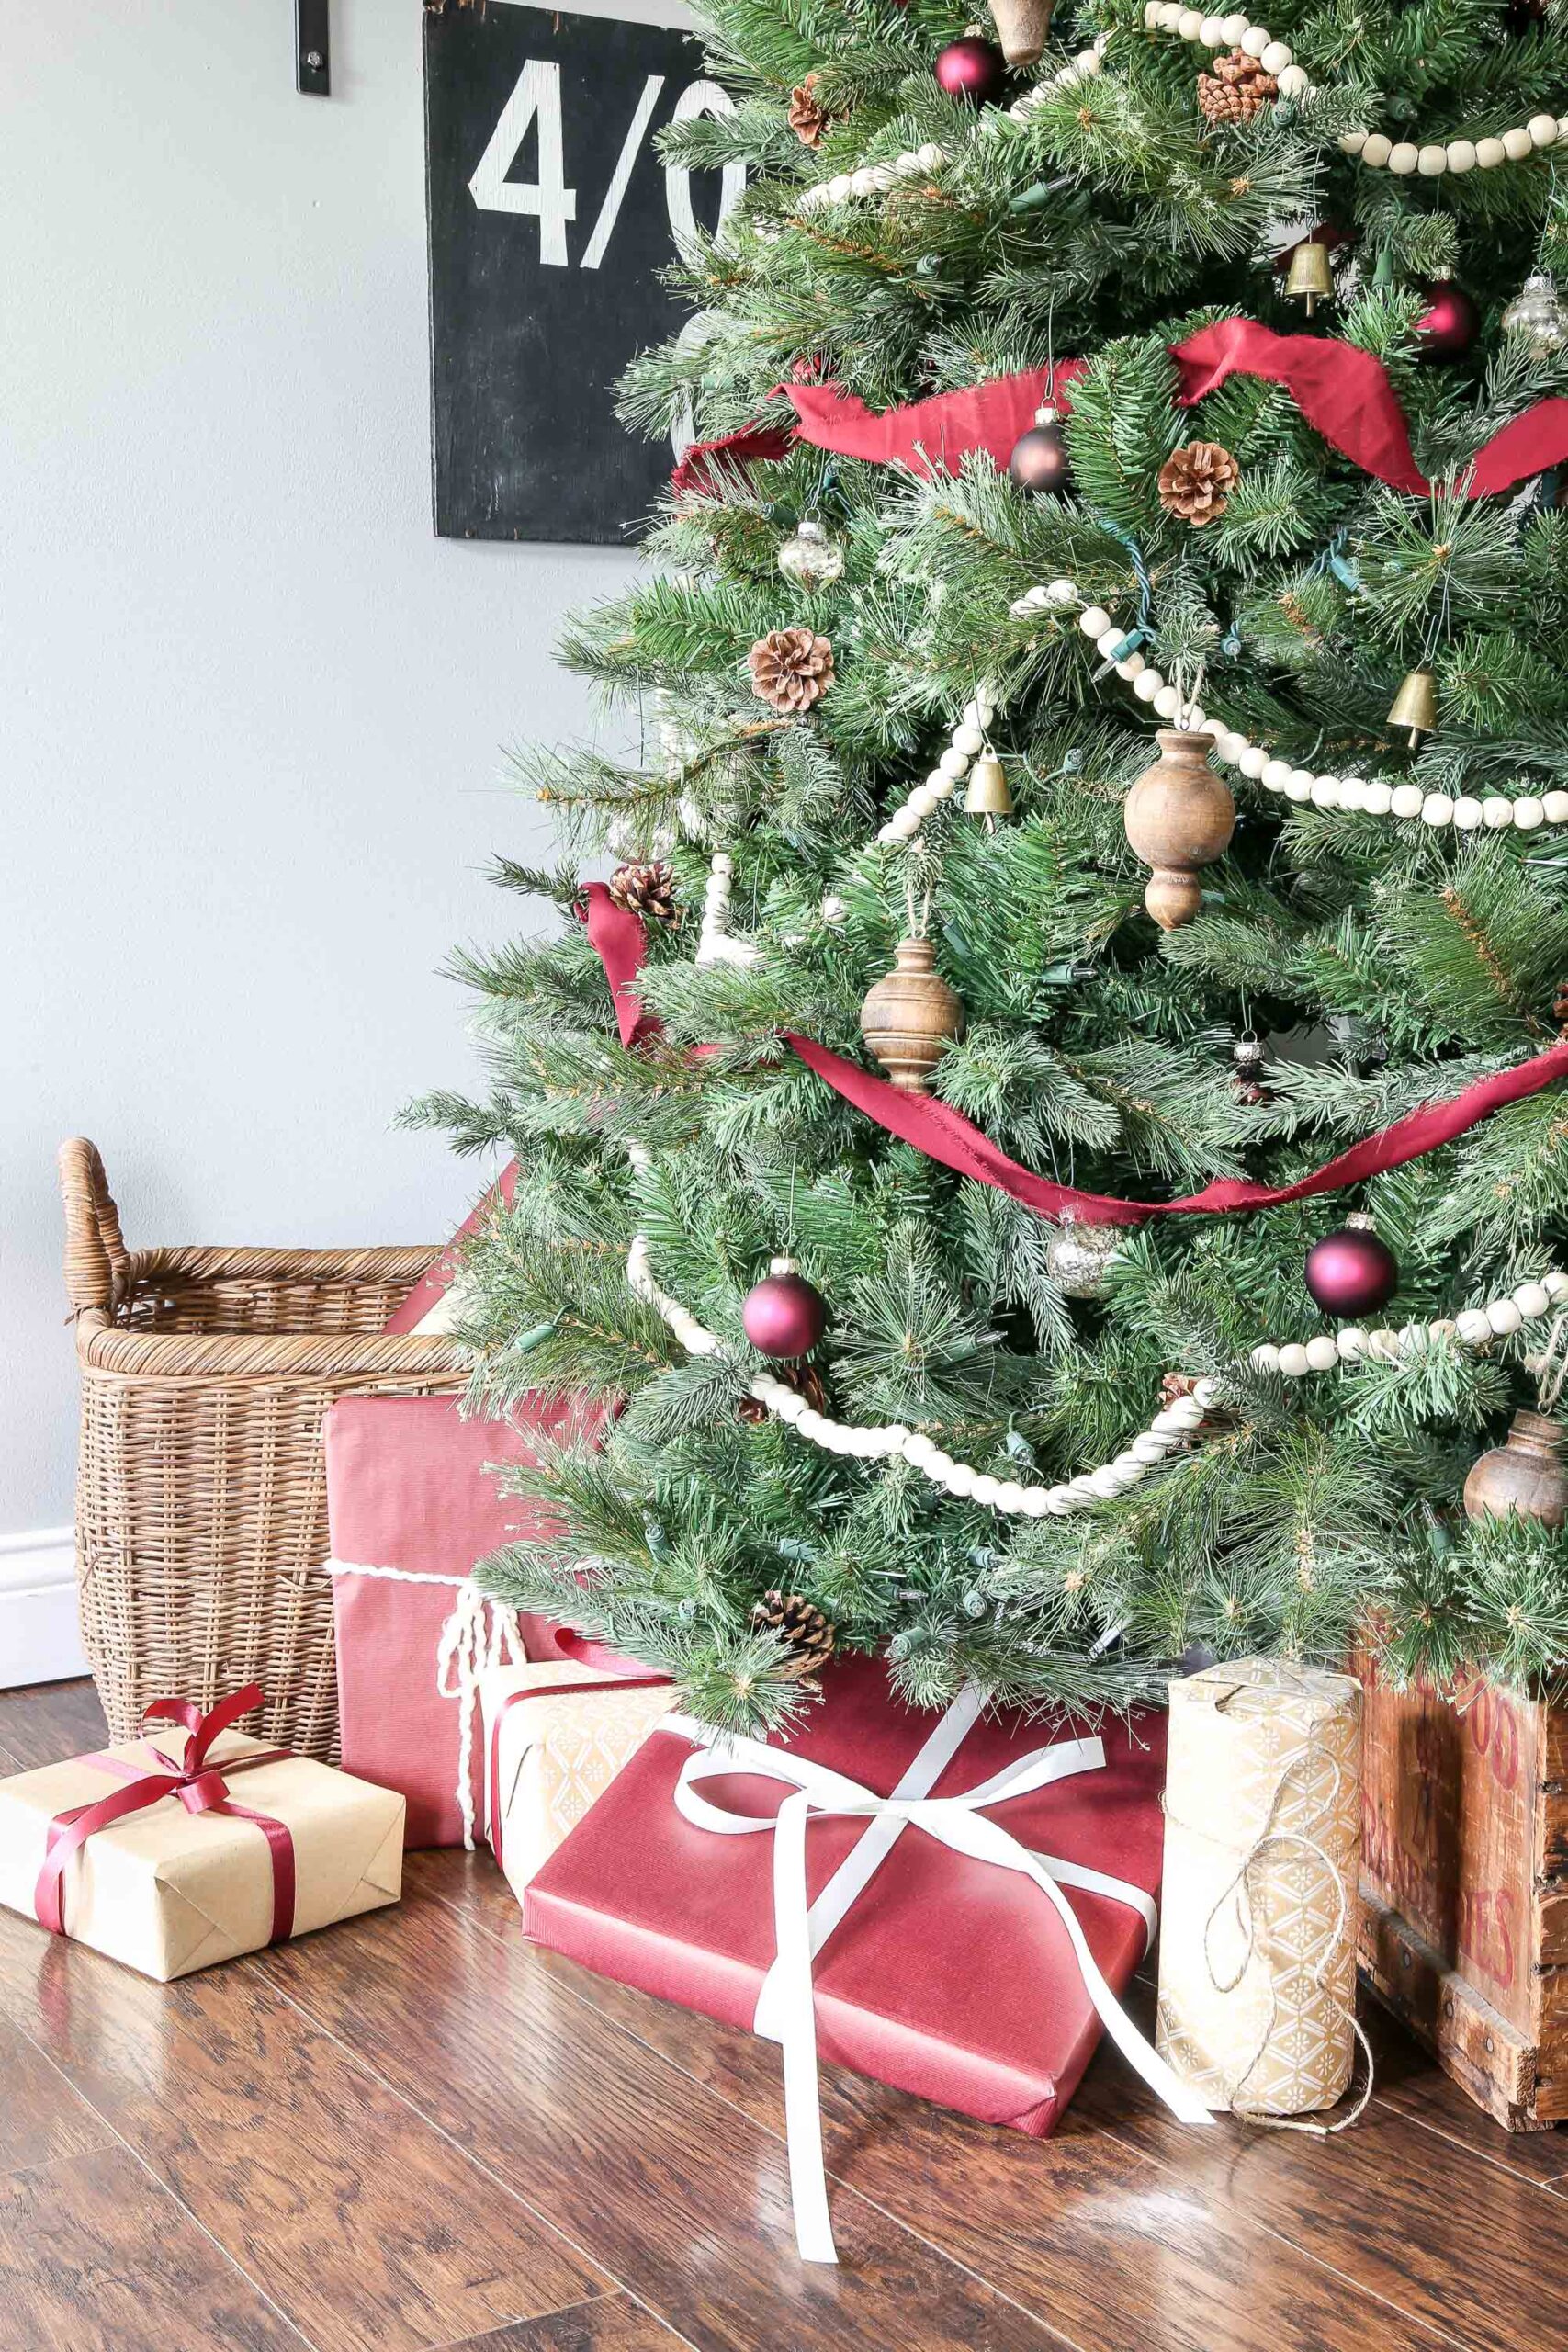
left=61, top=1137, right=467, bottom=1759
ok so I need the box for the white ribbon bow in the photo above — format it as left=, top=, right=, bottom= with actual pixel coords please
left=667, top=1688, right=1213, bottom=2265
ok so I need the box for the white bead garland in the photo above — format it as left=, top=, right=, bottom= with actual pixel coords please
left=994, top=576, right=1567, bottom=837
left=627, top=1233, right=1568, bottom=1521
left=795, top=39, right=1110, bottom=218
left=626, top=1236, right=1218, bottom=1514
left=1143, top=1, right=1566, bottom=176
left=694, top=849, right=763, bottom=967
left=876, top=684, right=1000, bottom=843
left=1250, top=1271, right=1568, bottom=1377
left=860, top=561, right=1566, bottom=865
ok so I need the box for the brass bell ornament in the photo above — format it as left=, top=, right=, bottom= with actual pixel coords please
left=1386, top=666, right=1438, bottom=745
left=964, top=752, right=1013, bottom=817
left=1285, top=238, right=1334, bottom=319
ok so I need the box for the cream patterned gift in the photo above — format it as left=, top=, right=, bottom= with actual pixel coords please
left=1156, top=1657, right=1364, bottom=2120
left=480, top=1658, right=676, bottom=1902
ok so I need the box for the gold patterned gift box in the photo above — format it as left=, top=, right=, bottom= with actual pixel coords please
left=1156, top=1657, right=1363, bottom=2117
left=480, top=1659, right=677, bottom=1902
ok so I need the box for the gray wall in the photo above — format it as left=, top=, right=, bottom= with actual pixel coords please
left=2, top=1, right=641, bottom=1535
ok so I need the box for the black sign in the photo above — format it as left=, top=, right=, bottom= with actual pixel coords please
left=423, top=1, right=742, bottom=544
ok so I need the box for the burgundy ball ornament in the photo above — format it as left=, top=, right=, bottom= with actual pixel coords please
left=1009, top=402, right=1073, bottom=496
left=742, top=1260, right=829, bottom=1359
left=1303, top=1214, right=1400, bottom=1319
left=934, top=32, right=1007, bottom=103
left=1414, top=278, right=1481, bottom=362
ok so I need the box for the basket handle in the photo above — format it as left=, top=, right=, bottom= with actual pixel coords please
left=60, top=1138, right=130, bottom=1316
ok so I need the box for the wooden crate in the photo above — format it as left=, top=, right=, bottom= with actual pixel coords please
left=1355, top=1647, right=1568, bottom=2131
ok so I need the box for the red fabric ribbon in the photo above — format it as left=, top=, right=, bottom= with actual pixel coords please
left=486, top=1645, right=671, bottom=1871
left=584, top=893, right=1568, bottom=1225
left=585, top=882, right=663, bottom=1048
left=784, top=1028, right=1568, bottom=1226
left=35, top=1684, right=298, bottom=1944
left=671, top=324, right=1568, bottom=503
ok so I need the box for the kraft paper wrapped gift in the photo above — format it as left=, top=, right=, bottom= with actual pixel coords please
left=481, top=1659, right=676, bottom=1900
left=1156, top=1657, right=1363, bottom=2117
left=0, top=1687, right=405, bottom=1982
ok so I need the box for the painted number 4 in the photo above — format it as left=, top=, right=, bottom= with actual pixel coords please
left=469, top=62, right=744, bottom=268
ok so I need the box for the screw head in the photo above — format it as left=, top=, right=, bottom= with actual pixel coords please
left=305, top=48, right=324, bottom=68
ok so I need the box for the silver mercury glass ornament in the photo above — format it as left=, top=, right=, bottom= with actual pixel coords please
left=1503, top=273, right=1568, bottom=356
left=777, top=513, right=846, bottom=589
left=1045, top=1212, right=1122, bottom=1298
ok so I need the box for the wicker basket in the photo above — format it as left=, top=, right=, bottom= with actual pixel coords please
left=61, top=1137, right=467, bottom=1759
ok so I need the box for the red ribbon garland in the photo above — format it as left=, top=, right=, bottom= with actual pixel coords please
left=671, top=322, right=1568, bottom=502
left=35, top=1684, right=298, bottom=1944
left=582, top=883, right=1568, bottom=1226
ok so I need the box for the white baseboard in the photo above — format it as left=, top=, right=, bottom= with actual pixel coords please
left=0, top=1529, right=87, bottom=1689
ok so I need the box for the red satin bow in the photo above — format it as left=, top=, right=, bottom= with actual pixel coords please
left=35, top=1683, right=298, bottom=1944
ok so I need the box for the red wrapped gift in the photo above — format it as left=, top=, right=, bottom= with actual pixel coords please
left=326, top=1394, right=626, bottom=1849
left=526, top=1654, right=1211, bottom=2261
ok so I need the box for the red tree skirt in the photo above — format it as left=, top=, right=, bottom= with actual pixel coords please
left=671, top=322, right=1568, bottom=502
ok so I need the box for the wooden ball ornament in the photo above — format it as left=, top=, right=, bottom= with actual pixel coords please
left=1464, top=1410, right=1568, bottom=1529
left=1122, top=729, right=1235, bottom=931
left=860, top=936, right=964, bottom=1093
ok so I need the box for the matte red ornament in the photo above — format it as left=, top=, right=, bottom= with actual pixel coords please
left=934, top=33, right=1007, bottom=102
left=1008, top=404, right=1073, bottom=494
left=1415, top=279, right=1481, bottom=362
left=1303, top=1216, right=1400, bottom=1317
left=742, top=1265, right=829, bottom=1359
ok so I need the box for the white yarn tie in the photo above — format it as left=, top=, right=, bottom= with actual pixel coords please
left=325, top=1561, right=524, bottom=1851
left=663, top=1691, right=1212, bottom=2264
left=435, top=1581, right=527, bottom=1849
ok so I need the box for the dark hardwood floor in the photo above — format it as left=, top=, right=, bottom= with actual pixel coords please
left=0, top=1679, right=1560, bottom=2352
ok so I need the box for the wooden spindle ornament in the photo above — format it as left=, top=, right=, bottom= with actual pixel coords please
left=1463, top=1410, right=1568, bottom=1529
left=1122, top=729, right=1236, bottom=931
left=860, top=937, right=964, bottom=1093
left=987, top=0, right=1052, bottom=63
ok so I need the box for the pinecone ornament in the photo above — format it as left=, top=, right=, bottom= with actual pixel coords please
left=607, top=859, right=680, bottom=922
left=749, top=627, right=834, bottom=713
left=751, top=1590, right=837, bottom=1681
left=1157, top=440, right=1241, bottom=527
left=787, top=74, right=829, bottom=147
left=1196, top=47, right=1278, bottom=123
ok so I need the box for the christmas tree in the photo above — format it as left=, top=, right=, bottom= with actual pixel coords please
left=414, top=0, right=1568, bottom=1733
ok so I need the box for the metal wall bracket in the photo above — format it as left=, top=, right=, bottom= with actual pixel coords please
left=296, top=0, right=330, bottom=96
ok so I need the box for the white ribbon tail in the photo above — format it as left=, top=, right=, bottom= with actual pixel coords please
left=773, top=1789, right=838, bottom=2262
